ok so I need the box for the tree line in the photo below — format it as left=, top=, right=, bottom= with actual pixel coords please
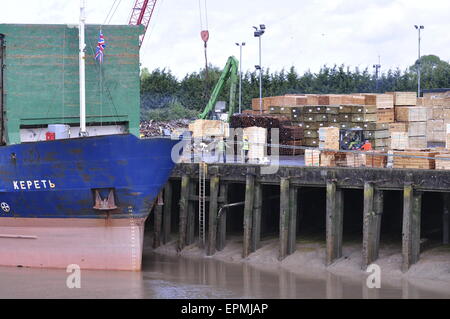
left=140, top=54, right=450, bottom=121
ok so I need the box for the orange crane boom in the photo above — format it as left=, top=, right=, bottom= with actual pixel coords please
left=129, top=0, right=158, bottom=47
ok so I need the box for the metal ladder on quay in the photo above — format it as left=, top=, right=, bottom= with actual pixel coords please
left=198, top=161, right=207, bottom=247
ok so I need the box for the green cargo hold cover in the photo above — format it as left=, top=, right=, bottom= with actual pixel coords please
left=0, top=24, right=143, bottom=144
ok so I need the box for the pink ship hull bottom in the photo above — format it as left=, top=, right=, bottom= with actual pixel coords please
left=0, top=217, right=146, bottom=271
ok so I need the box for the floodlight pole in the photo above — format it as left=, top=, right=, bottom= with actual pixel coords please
left=235, top=42, right=245, bottom=114
left=415, top=25, right=424, bottom=98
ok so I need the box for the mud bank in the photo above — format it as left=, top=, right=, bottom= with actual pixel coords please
left=148, top=235, right=450, bottom=294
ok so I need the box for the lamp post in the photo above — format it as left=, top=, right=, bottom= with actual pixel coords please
left=373, top=55, right=381, bottom=92
left=235, top=42, right=246, bottom=114
left=253, top=24, right=266, bottom=114
left=414, top=25, right=424, bottom=97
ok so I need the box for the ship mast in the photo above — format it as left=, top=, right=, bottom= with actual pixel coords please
left=79, top=0, right=87, bottom=136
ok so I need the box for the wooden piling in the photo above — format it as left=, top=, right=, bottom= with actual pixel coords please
left=443, top=193, right=450, bottom=245
left=326, top=181, right=344, bottom=265
left=207, top=172, right=220, bottom=256
left=402, top=184, right=422, bottom=272
left=362, top=182, right=383, bottom=268
left=178, top=174, right=190, bottom=251
left=162, top=181, right=173, bottom=244
left=217, top=183, right=228, bottom=251
left=243, top=168, right=255, bottom=258
left=186, top=180, right=196, bottom=245
left=279, top=177, right=290, bottom=260
left=153, top=192, right=163, bottom=248
left=251, top=182, right=262, bottom=252
left=288, top=186, right=298, bottom=255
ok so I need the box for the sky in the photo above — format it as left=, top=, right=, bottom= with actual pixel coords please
left=1, top=0, right=449, bottom=79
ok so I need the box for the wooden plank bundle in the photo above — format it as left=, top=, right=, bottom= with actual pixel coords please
left=290, top=107, right=303, bottom=122
left=365, top=151, right=387, bottom=168
left=446, top=124, right=450, bottom=149
left=318, top=127, right=339, bottom=150
left=280, top=140, right=303, bottom=156
left=377, top=108, right=395, bottom=123
left=393, top=150, right=437, bottom=169
left=361, top=94, right=394, bottom=108
left=305, top=149, right=320, bottom=166
left=435, top=153, right=450, bottom=170
left=320, top=151, right=338, bottom=167
left=280, top=125, right=304, bottom=141
left=243, top=127, right=267, bottom=161
left=230, top=114, right=289, bottom=129
left=391, top=132, right=409, bottom=150
left=392, top=92, right=417, bottom=106
left=345, top=153, right=365, bottom=167
left=408, top=136, right=427, bottom=149
left=389, top=122, right=427, bottom=136
left=318, top=95, right=343, bottom=105
left=189, top=119, right=229, bottom=138
left=395, top=107, right=427, bottom=122
left=251, top=98, right=267, bottom=111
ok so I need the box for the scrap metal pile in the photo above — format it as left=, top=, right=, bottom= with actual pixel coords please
left=139, top=119, right=190, bottom=137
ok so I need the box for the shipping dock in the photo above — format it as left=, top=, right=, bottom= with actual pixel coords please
left=146, top=159, right=450, bottom=273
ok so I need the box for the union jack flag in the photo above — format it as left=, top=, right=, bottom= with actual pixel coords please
left=95, top=31, right=106, bottom=63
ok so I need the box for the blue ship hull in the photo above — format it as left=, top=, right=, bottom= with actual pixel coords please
left=0, top=134, right=177, bottom=219
left=0, top=134, right=179, bottom=270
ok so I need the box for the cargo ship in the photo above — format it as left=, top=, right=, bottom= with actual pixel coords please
left=0, top=6, right=178, bottom=270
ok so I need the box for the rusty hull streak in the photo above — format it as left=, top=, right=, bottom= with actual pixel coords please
left=43, top=151, right=58, bottom=162
left=81, top=174, right=92, bottom=182
left=69, top=148, right=83, bottom=155
left=127, top=192, right=142, bottom=196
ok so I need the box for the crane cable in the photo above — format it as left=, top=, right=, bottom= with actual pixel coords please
left=103, top=0, right=123, bottom=26
left=198, top=0, right=210, bottom=98
left=198, top=0, right=208, bottom=30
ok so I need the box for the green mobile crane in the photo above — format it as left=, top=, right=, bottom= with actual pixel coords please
left=198, top=56, right=239, bottom=122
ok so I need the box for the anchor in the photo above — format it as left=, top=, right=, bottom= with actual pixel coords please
left=93, top=189, right=118, bottom=210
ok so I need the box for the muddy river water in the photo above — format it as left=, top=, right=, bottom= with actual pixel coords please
left=0, top=251, right=449, bottom=298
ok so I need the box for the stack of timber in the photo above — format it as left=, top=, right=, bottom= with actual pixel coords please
left=230, top=113, right=303, bottom=156
left=392, top=95, right=427, bottom=149
left=447, top=124, right=450, bottom=149
left=243, top=126, right=267, bottom=161
left=230, top=114, right=289, bottom=129
left=189, top=119, right=229, bottom=138
left=345, top=152, right=366, bottom=167
left=252, top=93, right=397, bottom=150
left=392, top=150, right=437, bottom=169
left=280, top=125, right=304, bottom=155
left=420, top=96, right=450, bottom=143
left=365, top=150, right=387, bottom=168
left=391, top=91, right=417, bottom=106
left=299, top=95, right=380, bottom=147
left=244, top=91, right=435, bottom=154
left=359, top=93, right=394, bottom=150
left=319, top=151, right=347, bottom=167
left=318, top=127, right=339, bottom=150
left=435, top=152, right=450, bottom=170
left=305, top=149, right=320, bottom=166
left=368, top=93, right=395, bottom=123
